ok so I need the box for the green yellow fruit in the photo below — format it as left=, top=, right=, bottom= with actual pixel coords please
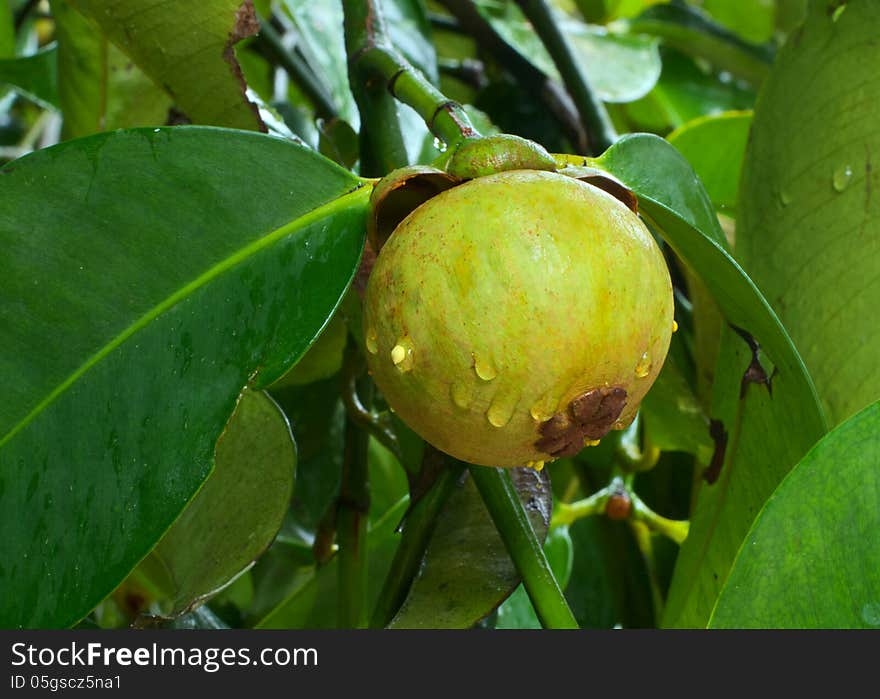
left=364, top=169, right=673, bottom=468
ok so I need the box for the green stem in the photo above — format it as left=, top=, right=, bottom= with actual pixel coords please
left=514, top=0, right=617, bottom=154
left=370, top=454, right=466, bottom=628
left=255, top=16, right=339, bottom=120
left=630, top=492, right=689, bottom=545
left=551, top=483, right=613, bottom=527
left=343, top=0, right=478, bottom=154
left=436, top=0, right=587, bottom=152
left=336, top=348, right=372, bottom=628
left=469, top=466, right=578, bottom=629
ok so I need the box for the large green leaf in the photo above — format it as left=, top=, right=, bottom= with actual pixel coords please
left=737, top=0, right=880, bottom=427
left=68, top=0, right=264, bottom=130
left=52, top=0, right=171, bottom=138
left=388, top=467, right=551, bottom=629
left=144, top=389, right=296, bottom=618
left=593, top=133, right=827, bottom=627
left=710, top=400, right=880, bottom=629
left=0, top=126, right=369, bottom=628
left=667, top=110, right=752, bottom=214
left=0, top=45, right=59, bottom=108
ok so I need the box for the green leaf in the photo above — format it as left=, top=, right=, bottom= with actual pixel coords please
left=593, top=133, right=827, bottom=627
left=0, top=126, right=368, bottom=628
left=703, top=0, right=775, bottom=45
left=67, top=0, right=264, bottom=130
left=640, top=352, right=713, bottom=461
left=1, top=1, right=14, bottom=58
left=51, top=0, right=172, bottom=138
left=710, top=400, right=880, bottom=629
left=667, top=110, right=752, bottom=214
left=622, top=50, right=755, bottom=134
left=144, top=389, right=296, bottom=618
left=388, top=467, right=551, bottom=629
left=256, top=496, right=409, bottom=628
left=627, top=3, right=773, bottom=85
left=0, top=45, right=59, bottom=108
left=737, top=0, right=880, bottom=427
left=477, top=2, right=661, bottom=103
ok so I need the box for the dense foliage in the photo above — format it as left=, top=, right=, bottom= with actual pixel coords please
left=0, top=0, right=877, bottom=630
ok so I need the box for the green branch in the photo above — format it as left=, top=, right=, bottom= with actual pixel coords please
left=514, top=0, right=617, bottom=154
left=469, top=466, right=578, bottom=629
left=343, top=0, right=478, bottom=163
left=255, top=15, right=339, bottom=120
left=336, top=345, right=372, bottom=628
left=436, top=0, right=587, bottom=153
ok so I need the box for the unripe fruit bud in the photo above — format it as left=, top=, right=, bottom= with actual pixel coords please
left=364, top=169, right=673, bottom=468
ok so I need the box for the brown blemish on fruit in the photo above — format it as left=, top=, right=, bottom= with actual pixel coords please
left=534, top=386, right=627, bottom=457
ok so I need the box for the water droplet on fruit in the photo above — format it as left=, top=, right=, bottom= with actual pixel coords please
left=635, top=352, right=652, bottom=378
left=473, top=353, right=497, bottom=381
left=833, top=164, right=853, bottom=192
left=779, top=190, right=792, bottom=206
left=529, top=393, right=558, bottom=422
left=366, top=328, right=378, bottom=354
left=526, top=460, right=545, bottom=472
left=583, top=438, right=601, bottom=447
left=433, top=136, right=448, bottom=153
left=451, top=380, right=474, bottom=409
left=391, top=337, right=414, bottom=373
left=672, top=319, right=679, bottom=333
left=486, top=389, right=518, bottom=428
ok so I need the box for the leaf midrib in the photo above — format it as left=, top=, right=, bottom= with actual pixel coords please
left=0, top=183, right=369, bottom=450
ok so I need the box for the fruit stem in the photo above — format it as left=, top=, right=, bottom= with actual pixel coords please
left=514, top=0, right=618, bottom=154
left=336, top=345, right=372, bottom=628
left=342, top=0, right=411, bottom=175
left=630, top=491, right=690, bottom=545
left=434, top=0, right=588, bottom=153
left=469, top=466, right=579, bottom=629
left=369, top=453, right=466, bottom=628
left=343, top=0, right=479, bottom=152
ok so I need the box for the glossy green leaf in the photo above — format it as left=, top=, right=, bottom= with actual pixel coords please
left=478, top=2, right=661, bottom=103
left=710, top=400, right=880, bottom=629
left=52, top=0, right=171, bottom=138
left=67, top=0, right=264, bottom=130
left=593, top=133, right=827, bottom=628
left=0, top=45, right=59, bottom=108
left=388, top=467, right=551, bottom=629
left=667, top=110, right=752, bottom=214
left=144, top=389, right=296, bottom=618
left=0, top=127, right=369, bottom=628
left=737, top=0, right=880, bottom=427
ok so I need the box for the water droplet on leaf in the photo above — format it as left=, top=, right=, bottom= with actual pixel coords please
left=833, top=164, right=853, bottom=192
left=366, top=328, right=378, bottom=354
